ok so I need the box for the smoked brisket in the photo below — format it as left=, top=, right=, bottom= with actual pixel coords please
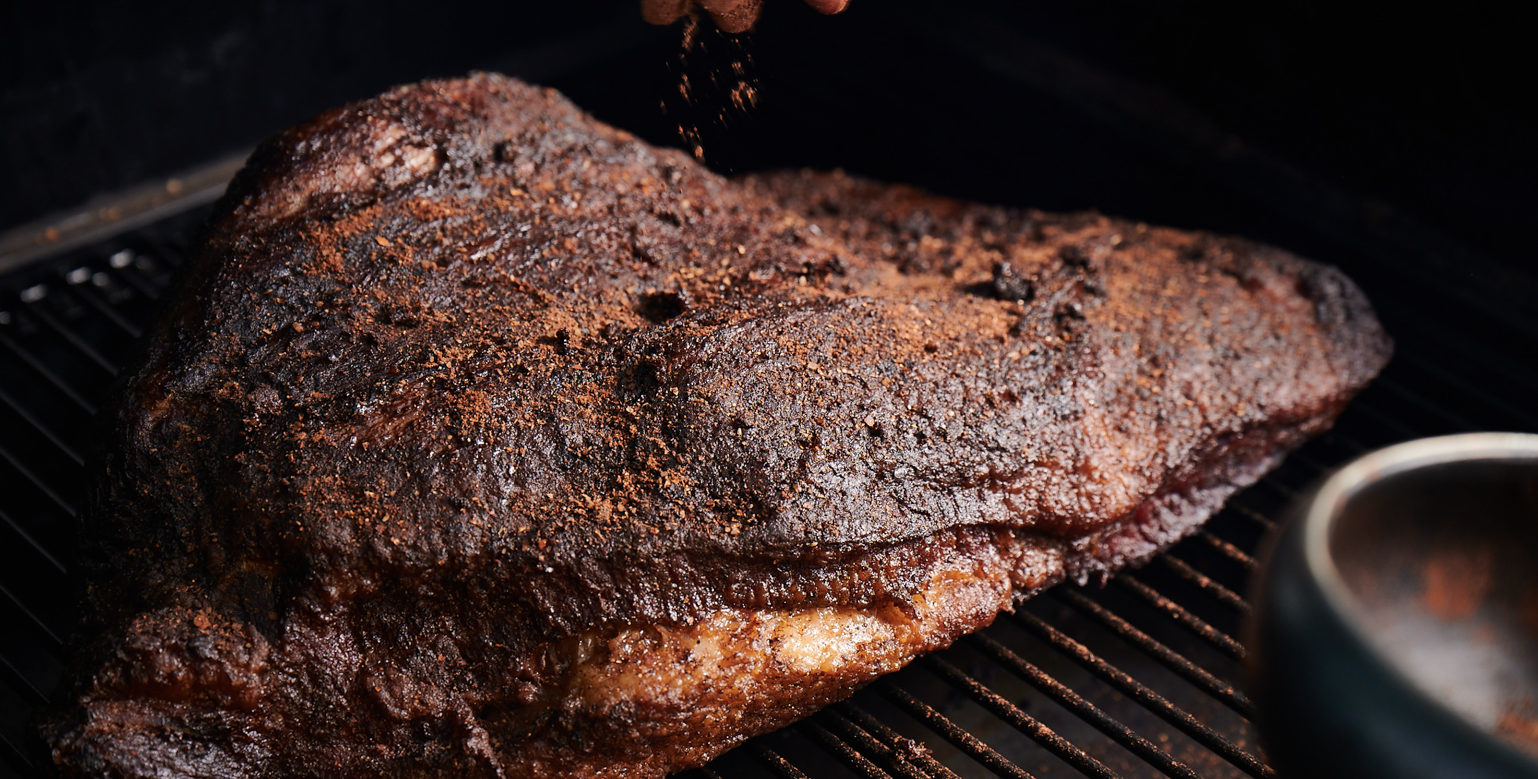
left=45, top=73, right=1391, bottom=777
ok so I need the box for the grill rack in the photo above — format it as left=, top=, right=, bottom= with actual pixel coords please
left=1, top=180, right=1534, bottom=779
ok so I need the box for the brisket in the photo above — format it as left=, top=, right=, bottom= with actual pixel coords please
left=44, top=73, right=1390, bottom=777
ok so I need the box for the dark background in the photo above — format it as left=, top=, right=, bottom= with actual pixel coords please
left=2, top=0, right=1534, bottom=278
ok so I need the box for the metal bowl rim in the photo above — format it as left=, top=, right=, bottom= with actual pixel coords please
left=1302, top=431, right=1538, bottom=764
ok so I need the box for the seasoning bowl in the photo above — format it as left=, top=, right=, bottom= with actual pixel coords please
left=1249, top=433, right=1538, bottom=778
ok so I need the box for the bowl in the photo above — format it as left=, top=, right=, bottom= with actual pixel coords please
left=1249, top=433, right=1538, bottom=779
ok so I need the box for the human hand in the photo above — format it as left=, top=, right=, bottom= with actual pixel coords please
left=641, top=0, right=849, bottom=33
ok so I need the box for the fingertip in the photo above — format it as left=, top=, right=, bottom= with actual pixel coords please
left=641, top=0, right=690, bottom=25
left=805, top=0, right=850, bottom=14
left=700, top=0, right=762, bottom=33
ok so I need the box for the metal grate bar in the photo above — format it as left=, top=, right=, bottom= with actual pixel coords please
left=1112, top=575, right=1246, bottom=659
left=1256, top=469, right=1313, bottom=499
left=1254, top=475, right=1300, bottom=501
left=1, top=730, right=35, bottom=775
left=0, top=580, right=64, bottom=648
left=0, top=507, right=69, bottom=577
left=1204, top=511, right=1265, bottom=548
left=1395, top=349, right=1538, bottom=430
left=1320, top=428, right=1371, bottom=457
left=924, top=656, right=1118, bottom=779
left=1154, top=556, right=1251, bottom=615
left=752, top=743, right=815, bottom=779
left=133, top=234, right=190, bottom=270
left=105, top=262, right=165, bottom=302
left=59, top=281, right=145, bottom=340
left=1373, top=374, right=1480, bottom=432
left=0, top=653, right=49, bottom=707
left=833, top=703, right=962, bottom=779
left=1385, top=311, right=1538, bottom=396
left=0, top=443, right=78, bottom=519
left=1192, top=530, right=1256, bottom=569
left=966, top=634, right=1202, bottom=779
left=1253, top=464, right=1308, bottom=496
left=1273, top=450, right=1332, bottom=483
left=1326, top=418, right=1380, bottom=451
left=1226, top=501, right=1276, bottom=531
left=801, top=720, right=897, bottom=779
left=876, top=682, right=1037, bottom=779
left=815, top=709, right=933, bottom=779
left=1342, top=393, right=1422, bottom=439
left=1052, top=589, right=1253, bottom=716
left=830, top=703, right=959, bottom=779
left=0, top=386, right=85, bottom=466
left=1010, top=612, right=1273, bottom=778
left=18, top=305, right=119, bottom=377
left=1304, top=433, right=1376, bottom=467
left=0, top=329, right=97, bottom=414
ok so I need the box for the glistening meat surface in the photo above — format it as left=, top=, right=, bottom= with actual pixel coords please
left=44, top=73, right=1390, bottom=777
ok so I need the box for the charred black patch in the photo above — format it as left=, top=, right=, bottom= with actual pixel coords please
left=799, top=254, right=848, bottom=282
left=627, top=359, right=662, bottom=395
left=653, top=207, right=685, bottom=227
left=970, top=261, right=1035, bottom=303
left=376, top=303, right=422, bottom=328
left=1058, top=243, right=1093, bottom=269
left=636, top=292, right=686, bottom=324
left=1055, top=301, right=1087, bottom=322
left=537, top=329, right=570, bottom=355
left=811, top=197, right=843, bottom=217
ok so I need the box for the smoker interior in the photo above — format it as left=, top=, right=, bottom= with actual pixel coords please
left=3, top=4, right=1536, bottom=777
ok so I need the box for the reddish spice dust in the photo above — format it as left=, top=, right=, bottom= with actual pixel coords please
left=664, top=15, right=759, bottom=163
left=1498, top=700, right=1538, bottom=755
left=1421, top=548, right=1494, bottom=621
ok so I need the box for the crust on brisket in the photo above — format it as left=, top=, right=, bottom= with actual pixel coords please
left=44, top=73, right=1390, bottom=777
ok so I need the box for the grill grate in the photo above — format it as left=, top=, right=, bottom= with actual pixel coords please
left=1, top=187, right=1534, bottom=779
